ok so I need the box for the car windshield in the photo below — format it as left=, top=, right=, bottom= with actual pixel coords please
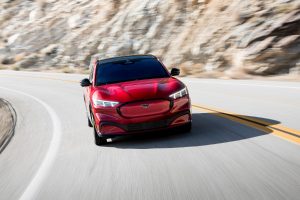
left=95, top=58, right=170, bottom=85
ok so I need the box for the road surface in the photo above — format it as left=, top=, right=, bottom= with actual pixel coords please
left=0, top=70, right=299, bottom=200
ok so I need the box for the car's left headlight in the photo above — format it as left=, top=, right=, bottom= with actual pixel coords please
left=169, top=87, right=188, bottom=99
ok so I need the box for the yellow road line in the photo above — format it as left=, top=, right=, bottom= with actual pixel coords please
left=193, top=104, right=300, bottom=137
left=192, top=104, right=300, bottom=144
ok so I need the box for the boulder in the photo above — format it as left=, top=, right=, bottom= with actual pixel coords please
left=40, top=44, right=59, bottom=56
left=68, top=14, right=83, bottom=29
left=1, top=56, right=14, bottom=65
left=16, top=55, right=39, bottom=68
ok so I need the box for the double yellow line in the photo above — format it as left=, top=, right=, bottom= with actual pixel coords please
left=192, top=104, right=300, bottom=144
left=1, top=73, right=299, bottom=144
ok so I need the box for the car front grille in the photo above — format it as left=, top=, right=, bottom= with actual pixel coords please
left=126, top=119, right=169, bottom=132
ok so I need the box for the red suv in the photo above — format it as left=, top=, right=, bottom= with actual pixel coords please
left=81, top=55, right=192, bottom=145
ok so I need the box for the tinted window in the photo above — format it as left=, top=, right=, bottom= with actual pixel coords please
left=95, top=58, right=169, bottom=85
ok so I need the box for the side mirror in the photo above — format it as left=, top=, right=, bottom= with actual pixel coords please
left=170, top=68, right=180, bottom=76
left=80, top=78, right=91, bottom=87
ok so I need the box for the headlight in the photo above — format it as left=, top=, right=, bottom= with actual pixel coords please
left=92, top=98, right=119, bottom=107
left=169, top=87, right=188, bottom=99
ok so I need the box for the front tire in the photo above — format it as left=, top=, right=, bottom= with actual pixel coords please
left=181, top=122, right=192, bottom=133
left=94, top=128, right=107, bottom=146
left=88, top=117, right=93, bottom=127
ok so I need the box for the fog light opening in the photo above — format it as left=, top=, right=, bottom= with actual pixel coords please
left=171, top=114, right=190, bottom=126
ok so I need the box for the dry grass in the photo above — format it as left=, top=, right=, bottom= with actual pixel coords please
left=61, top=67, right=75, bottom=74
left=11, top=65, right=20, bottom=71
left=58, top=66, right=89, bottom=74
left=0, top=65, right=6, bottom=70
left=0, top=64, right=20, bottom=71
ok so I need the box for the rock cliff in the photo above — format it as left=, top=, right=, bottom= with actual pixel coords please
left=0, top=0, right=299, bottom=77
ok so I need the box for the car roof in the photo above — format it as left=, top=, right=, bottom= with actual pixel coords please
left=97, top=54, right=157, bottom=64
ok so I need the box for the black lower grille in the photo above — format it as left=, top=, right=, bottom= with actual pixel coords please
left=100, top=110, right=190, bottom=133
left=126, top=120, right=168, bottom=131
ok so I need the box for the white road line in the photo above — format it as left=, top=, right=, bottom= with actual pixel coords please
left=0, top=86, right=62, bottom=200
left=183, top=80, right=300, bottom=90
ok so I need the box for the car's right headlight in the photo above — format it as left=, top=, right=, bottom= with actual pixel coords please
left=92, top=98, right=119, bottom=107
left=169, top=87, right=188, bottom=99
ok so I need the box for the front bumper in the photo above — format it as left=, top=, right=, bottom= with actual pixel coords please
left=97, top=110, right=191, bottom=136
left=92, top=95, right=191, bottom=136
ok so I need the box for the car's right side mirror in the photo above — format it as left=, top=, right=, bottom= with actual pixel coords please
left=170, top=68, right=180, bottom=76
left=80, top=78, right=91, bottom=87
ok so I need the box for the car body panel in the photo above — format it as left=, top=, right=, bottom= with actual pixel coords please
left=92, top=77, right=184, bottom=104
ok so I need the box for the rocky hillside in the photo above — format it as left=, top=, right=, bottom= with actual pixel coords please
left=0, top=0, right=300, bottom=77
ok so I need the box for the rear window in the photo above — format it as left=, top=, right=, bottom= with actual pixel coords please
left=95, top=58, right=169, bottom=85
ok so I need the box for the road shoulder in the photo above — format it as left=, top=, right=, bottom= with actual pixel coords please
left=0, top=98, right=16, bottom=153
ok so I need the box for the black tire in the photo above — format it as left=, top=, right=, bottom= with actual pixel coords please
left=87, top=106, right=93, bottom=127
left=94, top=128, right=107, bottom=146
left=88, top=117, right=93, bottom=127
left=181, top=122, right=192, bottom=133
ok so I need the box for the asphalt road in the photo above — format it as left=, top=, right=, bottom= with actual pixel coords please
left=0, top=70, right=299, bottom=200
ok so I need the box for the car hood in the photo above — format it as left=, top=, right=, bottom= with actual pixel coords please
left=93, top=77, right=184, bottom=102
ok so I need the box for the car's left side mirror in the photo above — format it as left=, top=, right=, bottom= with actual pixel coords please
left=170, top=68, right=180, bottom=76
left=80, top=78, right=91, bottom=87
